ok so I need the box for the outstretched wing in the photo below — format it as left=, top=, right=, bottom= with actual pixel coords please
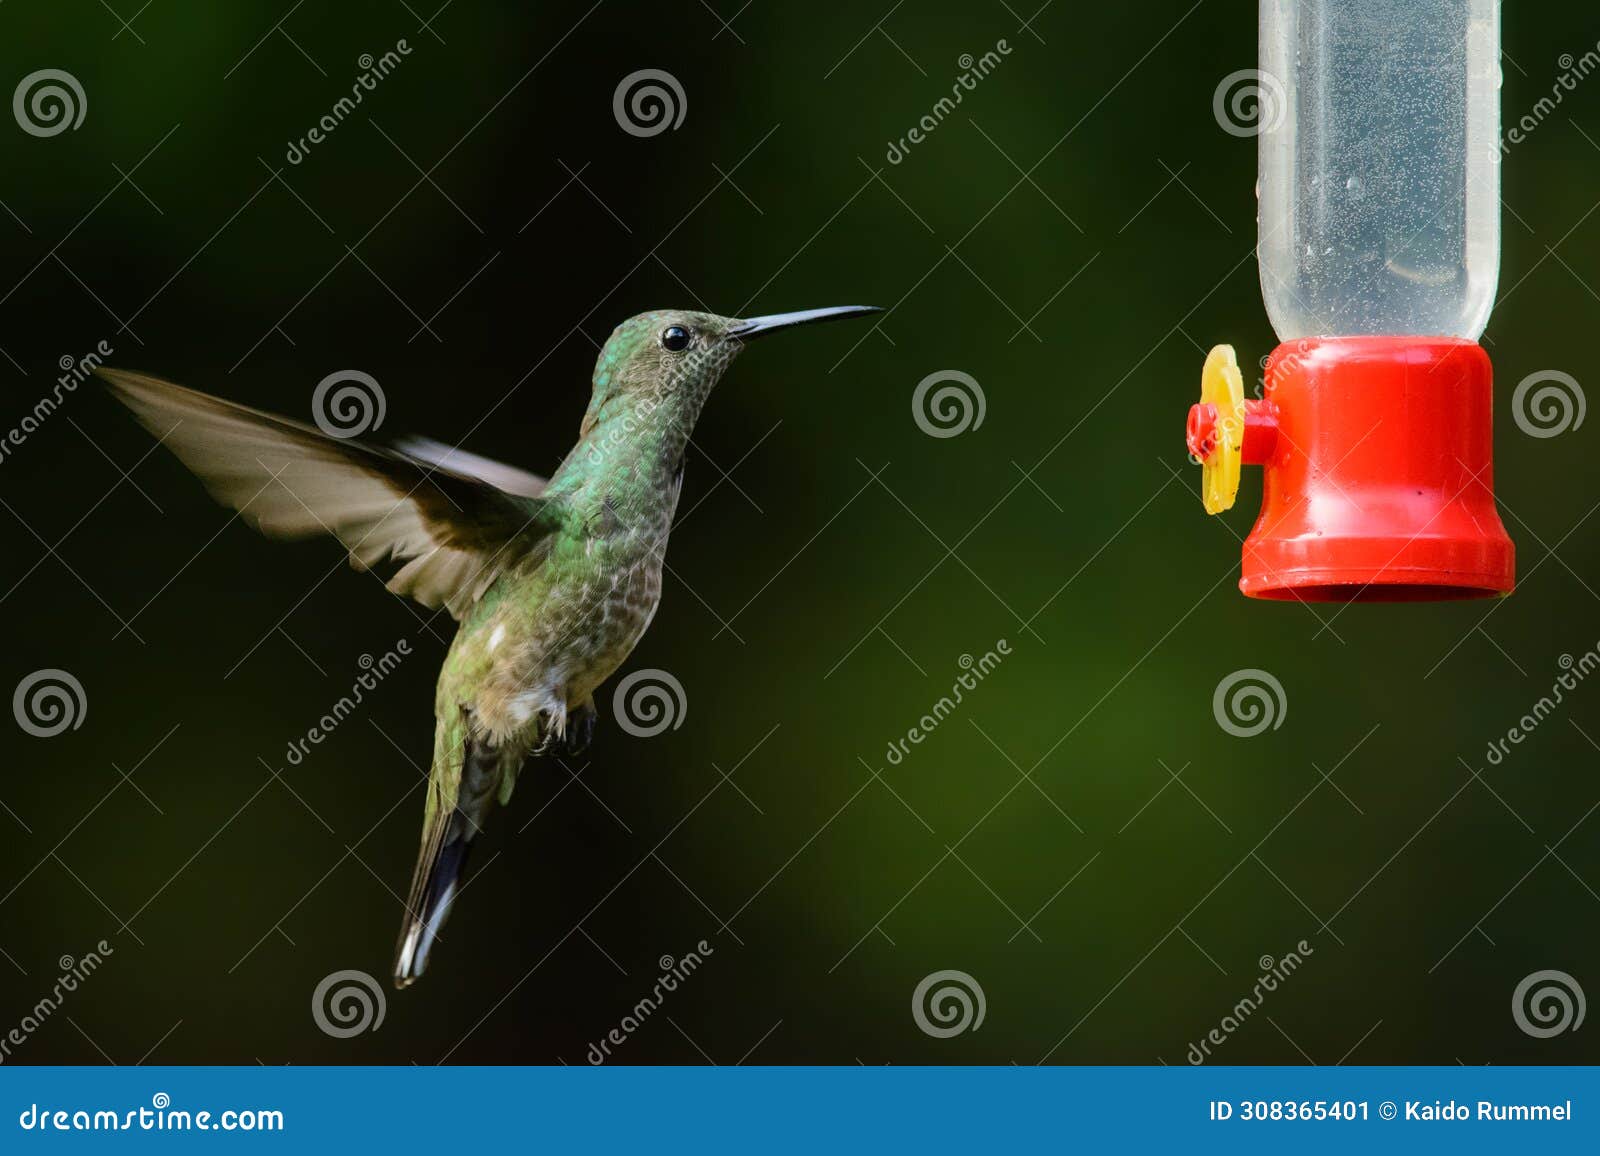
left=391, top=435, right=547, bottom=499
left=99, top=369, right=561, bottom=618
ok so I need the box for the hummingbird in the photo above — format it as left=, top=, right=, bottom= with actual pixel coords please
left=98, top=304, right=878, bottom=987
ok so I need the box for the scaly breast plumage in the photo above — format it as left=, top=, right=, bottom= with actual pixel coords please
left=554, top=551, right=663, bottom=696
left=453, top=492, right=677, bottom=727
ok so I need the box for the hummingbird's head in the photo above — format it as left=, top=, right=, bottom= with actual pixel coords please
left=581, top=305, right=881, bottom=437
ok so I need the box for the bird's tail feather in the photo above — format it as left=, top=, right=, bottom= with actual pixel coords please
left=392, top=812, right=474, bottom=988
left=393, top=720, right=500, bottom=988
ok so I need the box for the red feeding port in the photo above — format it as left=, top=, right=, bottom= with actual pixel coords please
left=1238, top=337, right=1515, bottom=602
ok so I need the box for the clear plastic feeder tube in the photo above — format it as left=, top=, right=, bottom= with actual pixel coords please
left=1182, top=0, right=1514, bottom=601
left=1258, top=0, right=1501, bottom=340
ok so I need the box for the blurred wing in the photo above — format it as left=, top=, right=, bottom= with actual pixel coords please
left=391, top=436, right=547, bottom=498
left=99, top=369, right=561, bottom=619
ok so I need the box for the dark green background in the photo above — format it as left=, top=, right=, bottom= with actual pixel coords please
left=1, top=1, right=1597, bottom=1065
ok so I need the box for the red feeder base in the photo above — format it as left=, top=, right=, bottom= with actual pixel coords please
left=1237, top=337, right=1514, bottom=602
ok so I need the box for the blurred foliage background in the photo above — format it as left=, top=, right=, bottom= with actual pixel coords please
left=0, top=1, right=1597, bottom=1065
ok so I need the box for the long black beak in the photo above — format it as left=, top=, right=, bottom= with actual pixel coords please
left=725, top=305, right=882, bottom=340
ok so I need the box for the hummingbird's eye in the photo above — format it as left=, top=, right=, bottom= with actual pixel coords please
left=660, top=325, right=692, bottom=352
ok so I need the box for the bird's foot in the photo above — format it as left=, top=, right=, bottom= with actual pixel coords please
left=529, top=699, right=595, bottom=759
left=562, top=699, right=598, bottom=757
left=530, top=722, right=559, bottom=758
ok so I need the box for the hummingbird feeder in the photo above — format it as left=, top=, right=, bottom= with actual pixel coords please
left=1185, top=0, right=1514, bottom=601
